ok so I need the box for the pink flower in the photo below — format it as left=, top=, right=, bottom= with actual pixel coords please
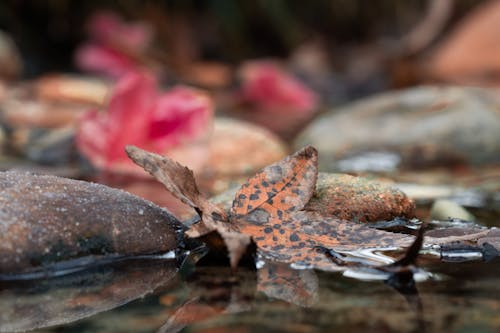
left=76, top=71, right=213, bottom=174
left=75, top=11, right=153, bottom=78
left=239, top=61, right=318, bottom=114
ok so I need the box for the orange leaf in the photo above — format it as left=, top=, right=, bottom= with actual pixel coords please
left=237, top=211, right=413, bottom=271
left=127, top=144, right=419, bottom=272
left=230, top=146, right=318, bottom=220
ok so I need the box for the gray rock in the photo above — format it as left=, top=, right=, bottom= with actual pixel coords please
left=295, top=86, right=500, bottom=172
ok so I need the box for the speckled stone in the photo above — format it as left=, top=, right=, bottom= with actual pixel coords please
left=0, top=171, right=183, bottom=275
left=305, top=173, right=415, bottom=222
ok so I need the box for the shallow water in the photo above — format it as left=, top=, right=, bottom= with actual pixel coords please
left=0, top=249, right=496, bottom=333
left=1, top=200, right=498, bottom=333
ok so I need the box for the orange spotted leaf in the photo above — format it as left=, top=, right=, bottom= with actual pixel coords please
left=127, top=144, right=419, bottom=272
left=236, top=211, right=414, bottom=271
left=230, top=146, right=318, bottom=220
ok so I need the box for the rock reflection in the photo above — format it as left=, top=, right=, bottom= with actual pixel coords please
left=0, top=258, right=179, bottom=333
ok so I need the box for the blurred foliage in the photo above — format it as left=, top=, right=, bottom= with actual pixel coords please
left=0, top=0, right=485, bottom=77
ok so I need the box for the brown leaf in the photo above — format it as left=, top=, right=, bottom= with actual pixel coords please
left=126, top=145, right=202, bottom=209
left=125, top=145, right=227, bottom=233
left=230, top=146, right=318, bottom=220
left=126, top=145, right=251, bottom=269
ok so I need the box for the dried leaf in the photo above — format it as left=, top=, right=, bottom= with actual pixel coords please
left=230, top=146, right=318, bottom=219
left=126, top=145, right=251, bottom=269
left=238, top=211, right=414, bottom=271
left=127, top=145, right=419, bottom=272
left=126, top=145, right=227, bottom=230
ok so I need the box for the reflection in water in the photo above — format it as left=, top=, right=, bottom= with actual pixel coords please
left=0, top=258, right=180, bottom=333
left=8, top=256, right=497, bottom=333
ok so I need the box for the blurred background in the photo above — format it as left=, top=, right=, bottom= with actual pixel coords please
left=0, top=0, right=498, bottom=221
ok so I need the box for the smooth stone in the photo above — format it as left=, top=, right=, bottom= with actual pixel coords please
left=295, top=86, right=500, bottom=172
left=0, top=171, right=183, bottom=275
left=430, top=199, right=476, bottom=222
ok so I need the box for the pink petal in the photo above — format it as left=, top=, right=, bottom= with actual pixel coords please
left=76, top=71, right=158, bottom=170
left=76, top=110, right=110, bottom=169
left=240, top=61, right=318, bottom=114
left=148, top=86, right=213, bottom=152
left=105, top=71, right=157, bottom=161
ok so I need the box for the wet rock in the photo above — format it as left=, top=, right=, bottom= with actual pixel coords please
left=0, top=171, right=183, bottom=275
left=295, top=86, right=500, bottom=171
left=430, top=199, right=476, bottom=222
left=210, top=172, right=415, bottom=223
left=199, top=118, right=288, bottom=195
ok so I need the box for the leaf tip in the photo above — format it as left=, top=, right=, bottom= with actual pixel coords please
left=301, top=145, right=318, bottom=159
left=125, top=145, right=142, bottom=160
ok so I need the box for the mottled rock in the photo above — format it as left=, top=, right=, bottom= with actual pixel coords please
left=210, top=172, right=415, bottom=223
left=0, top=171, right=183, bottom=275
left=295, top=86, right=500, bottom=172
left=305, top=173, right=415, bottom=222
